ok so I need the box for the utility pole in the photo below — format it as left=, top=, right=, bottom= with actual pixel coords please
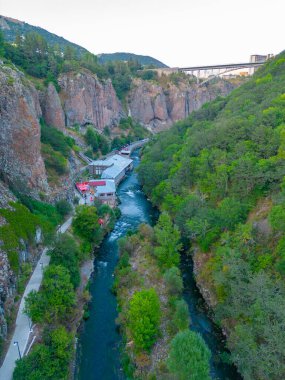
left=14, top=341, right=21, bottom=360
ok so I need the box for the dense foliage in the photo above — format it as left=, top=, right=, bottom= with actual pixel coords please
left=167, top=330, right=211, bottom=380
left=98, top=52, right=167, bottom=68
left=138, top=52, right=285, bottom=379
left=48, top=235, right=80, bottom=288
left=72, top=205, right=102, bottom=251
left=13, top=326, right=74, bottom=380
left=127, top=288, right=161, bottom=351
left=24, top=264, right=76, bottom=324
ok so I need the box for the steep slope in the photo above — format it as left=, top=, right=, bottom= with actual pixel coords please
left=129, top=77, right=234, bottom=131
left=58, top=70, right=123, bottom=129
left=0, top=64, right=48, bottom=194
left=0, top=15, right=88, bottom=56
left=98, top=52, right=168, bottom=68
left=138, top=52, right=285, bottom=379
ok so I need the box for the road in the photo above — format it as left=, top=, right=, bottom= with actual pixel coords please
left=0, top=216, right=73, bottom=380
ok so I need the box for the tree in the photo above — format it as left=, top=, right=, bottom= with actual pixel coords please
left=269, top=204, right=285, bottom=231
left=72, top=205, right=102, bottom=246
left=128, top=288, right=161, bottom=351
left=48, top=235, right=80, bottom=288
left=25, top=265, right=75, bottom=324
left=154, top=212, right=181, bottom=270
left=167, top=330, right=211, bottom=380
left=13, top=327, right=73, bottom=380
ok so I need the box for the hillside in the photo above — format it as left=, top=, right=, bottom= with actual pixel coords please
left=0, top=15, right=88, bottom=56
left=138, top=52, right=285, bottom=379
left=97, top=52, right=168, bottom=68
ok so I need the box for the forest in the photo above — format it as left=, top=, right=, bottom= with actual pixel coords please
left=137, top=52, right=285, bottom=380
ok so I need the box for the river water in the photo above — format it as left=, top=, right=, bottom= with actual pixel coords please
left=76, top=150, right=241, bottom=380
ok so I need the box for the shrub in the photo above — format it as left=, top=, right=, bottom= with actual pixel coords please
left=172, top=299, right=190, bottom=331
left=55, top=200, right=72, bottom=218
left=127, top=288, right=161, bottom=351
left=164, top=267, right=183, bottom=295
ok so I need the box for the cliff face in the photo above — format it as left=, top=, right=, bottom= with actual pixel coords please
left=58, top=71, right=123, bottom=130
left=0, top=65, right=48, bottom=194
left=128, top=78, right=235, bottom=131
left=40, top=82, right=65, bottom=129
left=0, top=182, right=16, bottom=342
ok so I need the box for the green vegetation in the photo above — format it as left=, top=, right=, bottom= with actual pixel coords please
left=24, top=264, right=75, bottom=324
left=111, top=117, right=150, bottom=150
left=127, top=288, right=161, bottom=351
left=138, top=51, right=285, bottom=378
left=72, top=205, right=102, bottom=252
left=0, top=30, right=163, bottom=102
left=98, top=52, right=167, bottom=68
left=15, top=201, right=117, bottom=379
left=154, top=212, right=181, bottom=270
left=40, top=120, right=75, bottom=179
left=48, top=235, right=80, bottom=288
left=13, top=326, right=74, bottom=380
left=114, top=222, right=210, bottom=378
left=84, top=127, right=110, bottom=156
left=0, top=202, right=44, bottom=271
left=167, top=330, right=211, bottom=380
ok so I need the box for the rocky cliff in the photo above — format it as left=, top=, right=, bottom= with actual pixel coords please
left=58, top=70, right=123, bottom=130
left=0, top=182, right=16, bottom=344
left=128, top=78, right=235, bottom=131
left=40, top=82, right=65, bottom=130
left=0, top=64, right=48, bottom=194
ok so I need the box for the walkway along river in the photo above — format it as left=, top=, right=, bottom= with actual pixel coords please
left=75, top=149, right=241, bottom=380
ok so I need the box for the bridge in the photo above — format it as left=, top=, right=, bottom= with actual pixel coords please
left=146, top=54, right=273, bottom=85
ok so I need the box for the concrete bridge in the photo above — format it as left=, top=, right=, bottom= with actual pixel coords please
left=144, top=54, right=274, bottom=85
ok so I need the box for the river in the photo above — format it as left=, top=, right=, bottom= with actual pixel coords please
left=75, top=150, right=241, bottom=380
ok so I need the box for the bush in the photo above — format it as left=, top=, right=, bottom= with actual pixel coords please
left=164, top=267, right=183, bottom=295
left=55, top=200, right=72, bottom=218
left=167, top=330, right=211, bottom=380
left=41, top=121, right=73, bottom=158
left=172, top=299, right=190, bottom=331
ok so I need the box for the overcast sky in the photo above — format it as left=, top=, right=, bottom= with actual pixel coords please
left=1, top=0, right=284, bottom=67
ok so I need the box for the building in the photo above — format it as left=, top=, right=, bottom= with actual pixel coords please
left=92, top=179, right=116, bottom=207
left=76, top=179, right=116, bottom=207
left=89, top=154, right=133, bottom=185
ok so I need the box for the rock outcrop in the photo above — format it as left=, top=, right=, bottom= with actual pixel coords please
left=40, top=82, right=65, bottom=129
left=128, top=78, right=235, bottom=131
left=0, top=64, right=48, bottom=194
left=0, top=181, right=16, bottom=343
left=58, top=71, right=123, bottom=130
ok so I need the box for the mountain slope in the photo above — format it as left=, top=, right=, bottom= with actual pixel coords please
left=98, top=52, right=168, bottom=68
left=138, top=52, right=285, bottom=379
left=0, top=15, right=88, bottom=56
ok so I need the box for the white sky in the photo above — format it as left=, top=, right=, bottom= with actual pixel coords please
left=0, top=0, right=284, bottom=67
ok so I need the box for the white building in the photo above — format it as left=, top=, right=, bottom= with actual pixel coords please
left=89, top=154, right=133, bottom=186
